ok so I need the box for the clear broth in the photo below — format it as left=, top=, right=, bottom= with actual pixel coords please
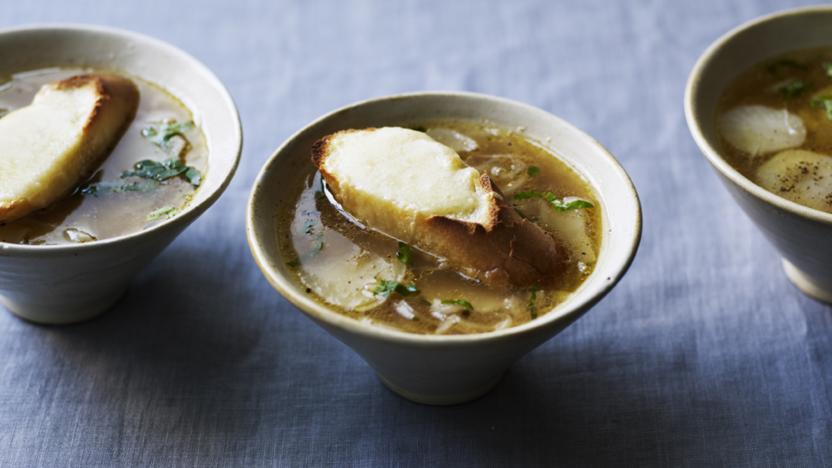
left=717, top=47, right=832, bottom=213
left=278, top=120, right=601, bottom=335
left=0, top=67, right=208, bottom=245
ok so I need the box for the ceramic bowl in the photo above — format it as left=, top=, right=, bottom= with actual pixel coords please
left=685, top=6, right=832, bottom=302
left=247, top=92, right=641, bottom=405
left=0, top=24, right=242, bottom=324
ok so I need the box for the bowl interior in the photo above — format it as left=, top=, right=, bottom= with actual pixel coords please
left=248, top=92, right=641, bottom=342
left=0, top=25, right=241, bottom=233
left=686, top=6, right=832, bottom=223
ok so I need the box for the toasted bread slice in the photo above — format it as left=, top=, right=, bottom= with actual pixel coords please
left=0, top=74, right=140, bottom=222
left=313, top=127, right=565, bottom=288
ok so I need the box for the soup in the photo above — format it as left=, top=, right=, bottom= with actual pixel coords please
left=717, top=48, right=832, bottom=213
left=278, top=120, right=601, bottom=335
left=0, top=67, right=208, bottom=245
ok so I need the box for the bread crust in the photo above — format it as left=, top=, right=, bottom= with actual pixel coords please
left=0, top=199, right=28, bottom=223
left=0, top=74, right=139, bottom=223
left=311, top=128, right=565, bottom=288
left=422, top=177, right=566, bottom=288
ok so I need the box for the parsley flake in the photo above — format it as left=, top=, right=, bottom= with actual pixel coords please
left=373, top=280, right=419, bottom=298
left=396, top=242, right=413, bottom=265
left=147, top=206, right=178, bottom=221
left=514, top=190, right=594, bottom=211
left=123, top=158, right=202, bottom=187
left=141, top=120, right=194, bottom=152
left=778, top=79, right=807, bottom=98
left=79, top=179, right=159, bottom=197
left=812, top=95, right=832, bottom=120
left=528, top=287, right=539, bottom=319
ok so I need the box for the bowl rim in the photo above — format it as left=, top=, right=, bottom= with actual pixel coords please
left=684, top=4, right=832, bottom=226
left=247, top=91, right=642, bottom=346
left=0, top=23, right=243, bottom=256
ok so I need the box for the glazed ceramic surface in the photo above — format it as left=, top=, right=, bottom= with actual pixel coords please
left=685, top=6, right=832, bottom=303
left=0, top=25, right=242, bottom=324
left=247, top=92, right=641, bottom=404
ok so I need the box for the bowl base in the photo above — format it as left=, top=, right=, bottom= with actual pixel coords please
left=0, top=286, right=126, bottom=325
left=376, top=372, right=504, bottom=406
left=782, top=260, right=832, bottom=304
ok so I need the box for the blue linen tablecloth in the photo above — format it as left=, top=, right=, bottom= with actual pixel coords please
left=1, top=0, right=830, bottom=466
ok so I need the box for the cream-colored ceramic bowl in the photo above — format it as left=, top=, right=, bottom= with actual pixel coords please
left=248, top=92, right=641, bottom=405
left=0, top=25, right=241, bottom=324
left=685, top=6, right=832, bottom=302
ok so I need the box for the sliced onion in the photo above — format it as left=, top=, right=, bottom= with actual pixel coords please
left=493, top=316, right=513, bottom=330
left=515, top=198, right=596, bottom=263
left=718, top=105, right=806, bottom=157
left=466, top=153, right=529, bottom=195
left=755, top=149, right=832, bottom=211
left=63, top=227, right=97, bottom=243
left=393, top=300, right=416, bottom=320
left=297, top=229, right=405, bottom=312
left=434, top=314, right=462, bottom=334
left=429, top=298, right=465, bottom=319
left=426, top=127, right=478, bottom=153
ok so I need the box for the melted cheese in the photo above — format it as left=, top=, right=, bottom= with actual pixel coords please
left=320, top=128, right=495, bottom=232
left=0, top=84, right=100, bottom=208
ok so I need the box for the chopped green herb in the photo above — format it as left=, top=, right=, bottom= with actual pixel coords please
left=79, top=179, right=159, bottom=197
left=778, top=79, right=807, bottom=98
left=812, top=95, right=832, bottom=120
left=767, top=59, right=807, bottom=75
left=824, top=62, right=832, bottom=78
left=147, top=206, right=177, bottom=221
left=373, top=280, right=419, bottom=298
left=184, top=167, right=202, bottom=186
left=527, top=166, right=541, bottom=177
left=302, top=219, right=317, bottom=236
left=396, top=242, right=413, bottom=265
left=122, top=158, right=202, bottom=187
left=557, top=198, right=594, bottom=211
left=514, top=190, right=594, bottom=211
left=123, top=159, right=184, bottom=181
left=141, top=120, right=194, bottom=151
left=441, top=299, right=473, bottom=310
left=528, top=287, right=539, bottom=319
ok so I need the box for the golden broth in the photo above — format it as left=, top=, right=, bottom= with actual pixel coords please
left=717, top=48, right=832, bottom=213
left=278, top=120, right=601, bottom=335
left=0, top=67, right=208, bottom=245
